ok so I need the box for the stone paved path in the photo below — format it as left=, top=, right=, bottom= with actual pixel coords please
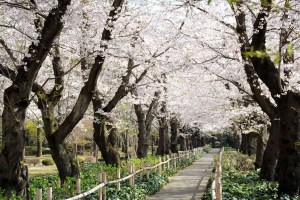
left=147, top=148, right=219, bottom=200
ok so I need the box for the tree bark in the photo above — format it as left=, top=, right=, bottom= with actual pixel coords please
left=156, top=102, right=170, bottom=156
left=260, top=118, right=280, bottom=180
left=48, top=138, right=79, bottom=184
left=201, top=137, right=206, bottom=146
left=92, top=94, right=120, bottom=166
left=135, top=91, right=160, bottom=158
left=0, top=1, right=71, bottom=196
left=36, top=127, right=42, bottom=157
left=170, top=116, right=179, bottom=153
left=179, top=136, right=185, bottom=151
left=240, top=134, right=248, bottom=154
left=277, top=92, right=300, bottom=195
left=93, top=118, right=120, bottom=165
left=255, top=126, right=268, bottom=169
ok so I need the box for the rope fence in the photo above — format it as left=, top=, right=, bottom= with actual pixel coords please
left=35, top=146, right=207, bottom=200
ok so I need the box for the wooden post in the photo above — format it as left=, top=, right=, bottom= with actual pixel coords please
left=146, top=160, right=150, bottom=178
left=98, top=172, right=103, bottom=200
left=140, top=162, right=143, bottom=181
left=117, top=168, right=121, bottom=191
left=36, top=188, right=42, bottom=200
left=47, top=187, right=52, bottom=200
left=216, top=176, right=222, bottom=200
left=102, top=172, right=107, bottom=200
left=76, top=178, right=81, bottom=194
left=161, top=156, right=165, bottom=172
left=158, top=157, right=162, bottom=174
left=174, top=154, right=177, bottom=169
left=167, top=155, right=170, bottom=169
left=132, top=163, right=135, bottom=185
left=211, top=180, right=216, bottom=200
left=129, top=164, right=133, bottom=186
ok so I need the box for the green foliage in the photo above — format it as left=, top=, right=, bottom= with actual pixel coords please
left=25, top=146, right=51, bottom=156
left=0, top=188, right=23, bottom=200
left=204, top=151, right=300, bottom=200
left=221, top=151, right=255, bottom=172
left=42, top=159, right=54, bottom=166
left=24, top=120, right=45, bottom=145
left=222, top=170, right=279, bottom=200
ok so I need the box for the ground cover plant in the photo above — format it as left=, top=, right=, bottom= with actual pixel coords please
left=202, top=151, right=300, bottom=200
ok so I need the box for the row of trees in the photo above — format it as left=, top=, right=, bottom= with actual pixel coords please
left=1, top=0, right=300, bottom=197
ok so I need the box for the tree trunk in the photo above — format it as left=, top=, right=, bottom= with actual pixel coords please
left=240, top=134, right=248, bottom=154
left=93, top=142, right=98, bottom=160
left=277, top=92, right=300, bottom=196
left=135, top=105, right=148, bottom=158
left=201, top=137, right=206, bottom=146
left=48, top=139, right=79, bottom=185
left=170, top=117, right=178, bottom=153
left=260, top=118, right=280, bottom=180
left=36, top=127, right=42, bottom=157
left=0, top=113, right=27, bottom=196
left=179, top=136, right=185, bottom=151
left=92, top=93, right=120, bottom=166
left=93, top=119, right=120, bottom=165
left=157, top=110, right=169, bottom=155
left=255, top=127, right=268, bottom=170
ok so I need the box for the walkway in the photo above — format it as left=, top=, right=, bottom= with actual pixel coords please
left=147, top=148, right=219, bottom=200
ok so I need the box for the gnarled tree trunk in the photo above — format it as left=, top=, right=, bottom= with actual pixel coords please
left=260, top=118, right=280, bottom=180
left=255, top=126, right=268, bottom=170
left=0, top=1, right=71, bottom=196
left=48, top=138, right=79, bottom=184
left=135, top=91, right=160, bottom=158
left=93, top=95, right=120, bottom=166
left=277, top=92, right=300, bottom=195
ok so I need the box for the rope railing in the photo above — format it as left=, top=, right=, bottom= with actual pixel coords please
left=36, top=146, right=207, bottom=200
left=211, top=147, right=224, bottom=200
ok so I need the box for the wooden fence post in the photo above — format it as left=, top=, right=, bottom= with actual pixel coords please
left=117, top=168, right=121, bottom=191
left=36, top=188, right=42, bottom=200
left=211, top=180, right=216, bottom=200
left=129, top=164, right=133, bottom=186
left=174, top=154, right=177, bottom=169
left=158, top=157, right=162, bottom=174
left=146, top=160, right=150, bottom=178
left=76, top=178, right=81, bottom=194
left=167, top=155, right=170, bottom=169
left=102, top=172, right=107, bottom=200
left=140, top=162, right=143, bottom=181
left=133, top=164, right=135, bottom=185
left=47, top=187, right=52, bottom=200
left=161, top=156, right=164, bottom=172
left=98, top=172, right=103, bottom=200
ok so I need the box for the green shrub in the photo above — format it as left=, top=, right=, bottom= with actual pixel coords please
left=222, top=170, right=279, bottom=200
left=221, top=151, right=255, bottom=172
left=25, top=146, right=51, bottom=156
left=42, top=159, right=54, bottom=166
